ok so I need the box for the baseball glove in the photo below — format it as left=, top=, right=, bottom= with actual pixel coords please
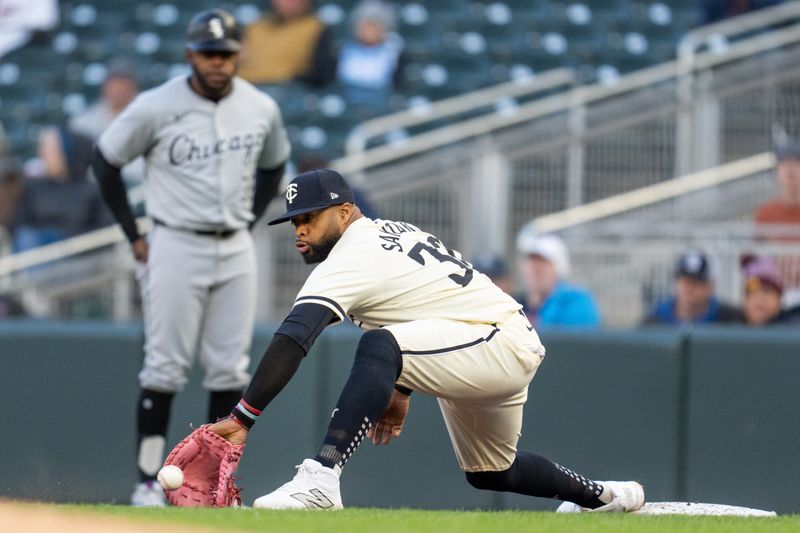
left=162, top=424, right=244, bottom=507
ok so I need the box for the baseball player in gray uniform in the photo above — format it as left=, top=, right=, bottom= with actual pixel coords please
left=193, top=169, right=644, bottom=512
left=91, top=9, right=290, bottom=506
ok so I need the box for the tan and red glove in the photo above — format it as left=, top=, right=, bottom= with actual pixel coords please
left=162, top=424, right=244, bottom=507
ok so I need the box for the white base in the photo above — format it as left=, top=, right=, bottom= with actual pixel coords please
left=632, top=502, right=777, bottom=516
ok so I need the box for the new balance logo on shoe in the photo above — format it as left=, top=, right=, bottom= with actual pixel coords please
left=291, top=489, right=335, bottom=509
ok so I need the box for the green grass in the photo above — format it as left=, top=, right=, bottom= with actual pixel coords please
left=64, top=505, right=800, bottom=533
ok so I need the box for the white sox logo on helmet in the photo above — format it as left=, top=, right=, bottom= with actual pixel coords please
left=286, top=184, right=298, bottom=204
left=208, top=17, right=225, bottom=39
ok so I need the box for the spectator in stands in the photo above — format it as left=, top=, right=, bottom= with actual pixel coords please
left=0, top=0, right=58, bottom=58
left=0, top=152, right=22, bottom=235
left=0, top=294, right=27, bottom=318
left=237, top=0, right=336, bottom=88
left=336, top=0, right=405, bottom=115
left=738, top=255, right=800, bottom=325
left=754, top=137, right=800, bottom=303
left=69, top=59, right=145, bottom=188
left=1, top=120, right=23, bottom=252
left=12, top=127, right=111, bottom=252
left=69, top=60, right=139, bottom=141
left=471, top=251, right=514, bottom=295
left=515, top=229, right=601, bottom=328
left=641, top=249, right=739, bottom=326
left=755, top=138, right=800, bottom=237
left=699, top=0, right=783, bottom=25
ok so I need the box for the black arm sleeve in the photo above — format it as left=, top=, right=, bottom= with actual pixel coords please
left=240, top=304, right=336, bottom=411
left=241, top=333, right=306, bottom=412
left=91, top=146, right=140, bottom=243
left=251, top=163, right=285, bottom=228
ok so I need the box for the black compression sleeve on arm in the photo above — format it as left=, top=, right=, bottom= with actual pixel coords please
left=232, top=304, right=337, bottom=428
left=91, top=146, right=139, bottom=243
left=275, top=303, right=337, bottom=354
left=238, top=333, right=306, bottom=418
left=251, top=163, right=285, bottom=228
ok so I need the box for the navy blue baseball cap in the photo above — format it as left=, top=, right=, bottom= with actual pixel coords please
left=675, top=249, right=711, bottom=282
left=268, top=169, right=356, bottom=225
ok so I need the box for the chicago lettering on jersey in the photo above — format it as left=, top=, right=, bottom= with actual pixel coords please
left=168, top=132, right=266, bottom=165
left=376, top=219, right=419, bottom=252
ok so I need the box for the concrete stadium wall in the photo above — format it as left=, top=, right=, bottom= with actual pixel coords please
left=0, top=322, right=797, bottom=513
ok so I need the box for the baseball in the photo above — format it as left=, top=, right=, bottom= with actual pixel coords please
left=157, top=465, right=184, bottom=491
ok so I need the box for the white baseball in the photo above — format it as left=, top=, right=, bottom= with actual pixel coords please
left=157, top=465, right=184, bottom=491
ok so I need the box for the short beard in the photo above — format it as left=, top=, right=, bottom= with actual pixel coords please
left=190, top=64, right=231, bottom=100
left=301, top=232, right=341, bottom=264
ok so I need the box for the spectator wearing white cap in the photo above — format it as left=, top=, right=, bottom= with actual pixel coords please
left=641, top=249, right=739, bottom=326
left=515, top=230, right=600, bottom=328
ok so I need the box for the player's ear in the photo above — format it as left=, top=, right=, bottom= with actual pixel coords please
left=185, top=48, right=194, bottom=64
left=338, top=203, right=353, bottom=222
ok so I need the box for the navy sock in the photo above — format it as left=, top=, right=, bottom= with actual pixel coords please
left=465, top=452, right=606, bottom=509
left=314, top=329, right=402, bottom=473
left=136, top=388, right=174, bottom=482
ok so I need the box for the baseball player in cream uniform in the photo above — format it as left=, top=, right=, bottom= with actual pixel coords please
left=91, top=9, right=290, bottom=506
left=198, top=169, right=645, bottom=513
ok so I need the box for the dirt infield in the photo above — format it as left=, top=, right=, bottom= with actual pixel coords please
left=0, top=501, right=214, bottom=533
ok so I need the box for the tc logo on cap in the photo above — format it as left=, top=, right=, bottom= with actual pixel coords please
left=286, top=183, right=298, bottom=204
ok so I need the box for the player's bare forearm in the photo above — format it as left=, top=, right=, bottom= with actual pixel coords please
left=131, top=238, right=149, bottom=263
left=209, top=416, right=249, bottom=446
left=368, top=389, right=410, bottom=445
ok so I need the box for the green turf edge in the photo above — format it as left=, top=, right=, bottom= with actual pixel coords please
left=56, top=504, right=799, bottom=533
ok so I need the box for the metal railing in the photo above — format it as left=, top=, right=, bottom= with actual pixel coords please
left=343, top=68, right=577, bottom=158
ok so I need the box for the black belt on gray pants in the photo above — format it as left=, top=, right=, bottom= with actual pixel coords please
left=152, top=218, right=238, bottom=239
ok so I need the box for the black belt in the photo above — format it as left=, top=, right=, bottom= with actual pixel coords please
left=153, top=218, right=238, bottom=239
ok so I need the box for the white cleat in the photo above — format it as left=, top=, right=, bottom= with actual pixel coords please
left=253, top=459, right=343, bottom=510
left=557, top=481, right=645, bottom=513
left=130, top=480, right=167, bottom=507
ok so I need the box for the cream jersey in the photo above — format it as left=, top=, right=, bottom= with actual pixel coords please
left=98, top=76, right=291, bottom=230
left=295, top=217, right=522, bottom=329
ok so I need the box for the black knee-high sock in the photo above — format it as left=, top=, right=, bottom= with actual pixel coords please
left=136, top=388, right=174, bottom=482
left=465, top=451, right=607, bottom=509
left=207, top=389, right=243, bottom=423
left=314, top=329, right=402, bottom=473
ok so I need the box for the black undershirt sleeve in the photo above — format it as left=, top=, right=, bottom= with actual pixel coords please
left=251, top=163, right=285, bottom=228
left=91, top=146, right=140, bottom=243
left=240, top=304, right=337, bottom=412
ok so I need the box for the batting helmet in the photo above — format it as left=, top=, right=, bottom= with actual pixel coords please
left=186, top=9, right=242, bottom=53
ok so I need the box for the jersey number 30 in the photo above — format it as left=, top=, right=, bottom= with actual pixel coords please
left=407, top=236, right=473, bottom=287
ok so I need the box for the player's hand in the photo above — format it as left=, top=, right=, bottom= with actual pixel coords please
left=131, top=238, right=149, bottom=263
left=208, top=415, right=249, bottom=446
left=368, top=389, right=410, bottom=446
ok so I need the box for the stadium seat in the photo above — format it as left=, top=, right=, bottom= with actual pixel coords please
left=0, top=0, right=704, bottom=161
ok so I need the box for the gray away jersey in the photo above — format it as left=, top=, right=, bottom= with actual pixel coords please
left=98, top=76, right=290, bottom=230
left=295, top=218, right=523, bottom=329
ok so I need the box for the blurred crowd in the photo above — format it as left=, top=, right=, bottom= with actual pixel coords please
left=0, top=0, right=403, bottom=250
left=474, top=233, right=800, bottom=331
left=1, top=0, right=799, bottom=326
